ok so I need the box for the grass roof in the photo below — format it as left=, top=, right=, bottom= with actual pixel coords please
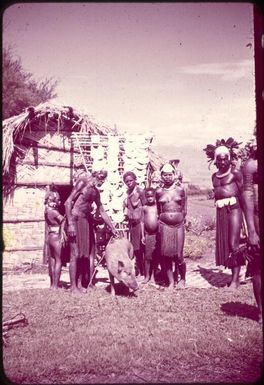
left=2, top=102, right=117, bottom=175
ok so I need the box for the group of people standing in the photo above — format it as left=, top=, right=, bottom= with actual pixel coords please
left=44, top=162, right=187, bottom=294
left=123, top=164, right=187, bottom=290
left=44, top=135, right=261, bottom=321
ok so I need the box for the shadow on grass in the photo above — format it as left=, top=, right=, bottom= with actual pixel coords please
left=221, top=301, right=259, bottom=321
left=105, top=282, right=137, bottom=297
left=195, top=265, right=231, bottom=288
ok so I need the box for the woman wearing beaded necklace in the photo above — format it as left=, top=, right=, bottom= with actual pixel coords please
left=156, top=163, right=187, bottom=290
left=204, top=138, right=244, bottom=289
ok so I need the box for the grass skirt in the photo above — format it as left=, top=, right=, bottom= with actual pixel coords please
left=216, top=204, right=244, bottom=268
left=159, top=221, right=182, bottom=258
left=215, top=206, right=230, bottom=266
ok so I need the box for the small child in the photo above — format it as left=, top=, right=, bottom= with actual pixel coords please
left=141, top=187, right=159, bottom=284
left=44, top=187, right=65, bottom=290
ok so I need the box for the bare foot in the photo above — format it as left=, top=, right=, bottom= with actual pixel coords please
left=148, top=278, right=159, bottom=289
left=50, top=285, right=59, bottom=291
left=227, top=282, right=240, bottom=291
left=158, top=286, right=165, bottom=291
left=137, top=275, right=145, bottom=282
left=69, top=286, right=85, bottom=295
left=53, top=286, right=60, bottom=291
left=176, top=279, right=186, bottom=290
left=148, top=282, right=160, bottom=289
left=257, top=310, right=262, bottom=324
left=141, top=277, right=150, bottom=284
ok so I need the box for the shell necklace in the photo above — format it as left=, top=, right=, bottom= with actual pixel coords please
left=216, top=167, right=231, bottom=179
left=163, top=182, right=176, bottom=190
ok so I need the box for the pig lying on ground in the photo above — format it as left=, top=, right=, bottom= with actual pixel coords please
left=104, top=237, right=139, bottom=296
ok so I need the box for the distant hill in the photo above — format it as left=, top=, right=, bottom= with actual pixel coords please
left=152, top=144, right=213, bottom=188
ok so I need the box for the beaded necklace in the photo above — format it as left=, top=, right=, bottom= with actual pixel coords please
left=215, top=166, right=231, bottom=179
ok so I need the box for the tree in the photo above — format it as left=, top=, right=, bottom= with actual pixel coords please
left=2, top=46, right=59, bottom=119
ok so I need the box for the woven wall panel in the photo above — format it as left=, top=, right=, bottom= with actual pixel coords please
left=16, top=164, right=71, bottom=184
left=3, top=221, right=45, bottom=250
left=2, top=249, right=43, bottom=268
left=3, top=187, right=46, bottom=221
left=24, top=131, right=71, bottom=150
left=23, top=147, right=71, bottom=165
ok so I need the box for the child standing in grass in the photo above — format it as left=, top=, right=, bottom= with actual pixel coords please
left=44, top=186, right=65, bottom=290
left=141, top=188, right=159, bottom=284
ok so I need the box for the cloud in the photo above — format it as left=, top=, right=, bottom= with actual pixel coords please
left=177, top=60, right=253, bottom=81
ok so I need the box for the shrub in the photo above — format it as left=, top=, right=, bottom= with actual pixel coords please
left=207, top=189, right=215, bottom=200
left=186, top=184, right=214, bottom=199
left=185, top=216, right=216, bottom=236
left=186, top=184, right=202, bottom=196
left=237, top=138, right=256, bottom=166
left=184, top=232, right=215, bottom=260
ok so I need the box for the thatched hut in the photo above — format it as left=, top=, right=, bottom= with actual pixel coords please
left=2, top=102, right=164, bottom=268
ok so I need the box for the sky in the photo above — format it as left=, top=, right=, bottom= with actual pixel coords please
left=3, top=2, right=256, bottom=152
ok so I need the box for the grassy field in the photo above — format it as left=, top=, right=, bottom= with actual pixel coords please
left=2, top=284, right=262, bottom=384
left=2, top=195, right=263, bottom=384
left=186, top=194, right=215, bottom=223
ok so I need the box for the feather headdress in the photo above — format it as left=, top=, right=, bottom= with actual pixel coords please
left=203, top=137, right=242, bottom=168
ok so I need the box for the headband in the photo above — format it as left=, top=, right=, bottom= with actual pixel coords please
left=160, top=163, right=175, bottom=173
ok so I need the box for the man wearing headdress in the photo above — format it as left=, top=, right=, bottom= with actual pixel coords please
left=241, top=139, right=261, bottom=321
left=65, top=170, right=118, bottom=293
left=156, top=163, right=187, bottom=289
left=204, top=138, right=244, bottom=289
